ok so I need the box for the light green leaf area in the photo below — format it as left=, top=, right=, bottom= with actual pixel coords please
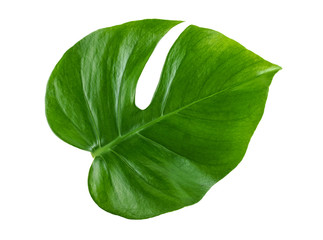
left=45, top=19, right=281, bottom=219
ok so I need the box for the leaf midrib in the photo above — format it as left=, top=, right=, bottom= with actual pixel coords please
left=91, top=64, right=280, bottom=158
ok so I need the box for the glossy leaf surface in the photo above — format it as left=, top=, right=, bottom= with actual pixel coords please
left=45, top=19, right=281, bottom=219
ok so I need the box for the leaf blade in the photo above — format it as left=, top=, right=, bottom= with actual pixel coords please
left=46, top=19, right=281, bottom=219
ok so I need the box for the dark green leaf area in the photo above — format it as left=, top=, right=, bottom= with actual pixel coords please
left=45, top=19, right=281, bottom=219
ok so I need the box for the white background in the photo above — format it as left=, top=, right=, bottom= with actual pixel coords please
left=1, top=0, right=322, bottom=239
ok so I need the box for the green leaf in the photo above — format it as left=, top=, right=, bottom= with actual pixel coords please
left=45, top=19, right=281, bottom=219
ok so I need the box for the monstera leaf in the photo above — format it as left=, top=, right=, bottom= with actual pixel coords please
left=45, top=19, right=281, bottom=219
